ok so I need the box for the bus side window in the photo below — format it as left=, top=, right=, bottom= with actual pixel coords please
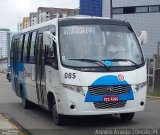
left=23, top=33, right=29, bottom=62
left=18, top=35, right=24, bottom=62
left=10, top=38, right=15, bottom=63
left=28, top=31, right=37, bottom=63
left=45, top=39, right=58, bottom=69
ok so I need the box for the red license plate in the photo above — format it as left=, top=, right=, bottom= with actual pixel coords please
left=104, top=96, right=119, bottom=102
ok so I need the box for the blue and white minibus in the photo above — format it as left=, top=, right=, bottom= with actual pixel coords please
left=10, top=16, right=147, bottom=125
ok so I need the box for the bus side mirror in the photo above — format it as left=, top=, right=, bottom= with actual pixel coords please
left=138, top=31, right=147, bottom=45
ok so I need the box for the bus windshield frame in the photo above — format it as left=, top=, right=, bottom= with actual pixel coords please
left=58, top=19, right=145, bottom=72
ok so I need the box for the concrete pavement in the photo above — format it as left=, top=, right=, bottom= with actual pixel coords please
left=0, top=113, right=25, bottom=135
left=0, top=73, right=160, bottom=135
left=0, top=113, right=14, bottom=129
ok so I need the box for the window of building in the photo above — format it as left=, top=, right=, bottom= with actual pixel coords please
left=136, top=6, right=148, bottom=13
left=112, top=8, right=123, bottom=14
left=123, top=7, right=135, bottom=14
left=113, top=5, right=160, bottom=15
left=149, top=5, right=160, bottom=12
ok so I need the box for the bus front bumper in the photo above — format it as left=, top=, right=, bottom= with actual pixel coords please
left=57, top=87, right=146, bottom=116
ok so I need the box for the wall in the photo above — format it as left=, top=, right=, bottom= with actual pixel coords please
left=113, top=13, right=160, bottom=58
left=154, top=69, right=160, bottom=91
left=104, top=0, right=160, bottom=58
left=80, top=0, right=102, bottom=16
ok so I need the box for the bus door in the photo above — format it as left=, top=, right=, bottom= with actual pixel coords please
left=36, top=34, right=47, bottom=106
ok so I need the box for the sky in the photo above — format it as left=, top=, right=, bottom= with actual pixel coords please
left=0, top=0, right=79, bottom=32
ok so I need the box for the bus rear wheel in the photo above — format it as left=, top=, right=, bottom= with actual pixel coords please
left=119, top=113, right=134, bottom=120
left=51, top=98, right=64, bottom=126
left=21, top=89, right=30, bottom=109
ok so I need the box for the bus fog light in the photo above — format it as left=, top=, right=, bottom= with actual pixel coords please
left=70, top=104, right=75, bottom=109
left=135, top=82, right=147, bottom=93
left=140, top=101, right=144, bottom=106
left=62, top=84, right=85, bottom=96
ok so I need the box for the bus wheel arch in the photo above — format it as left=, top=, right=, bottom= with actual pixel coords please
left=47, top=91, right=64, bottom=126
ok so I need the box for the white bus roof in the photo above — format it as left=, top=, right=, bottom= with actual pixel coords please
left=20, top=16, right=128, bottom=33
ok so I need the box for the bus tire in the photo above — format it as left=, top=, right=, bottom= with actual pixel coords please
left=51, top=97, right=64, bottom=126
left=119, top=113, right=134, bottom=120
left=21, top=88, right=30, bottom=109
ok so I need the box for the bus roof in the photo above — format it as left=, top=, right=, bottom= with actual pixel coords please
left=19, top=16, right=129, bottom=33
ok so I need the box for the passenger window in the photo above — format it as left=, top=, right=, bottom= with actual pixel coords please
left=29, top=31, right=37, bottom=63
left=45, top=39, right=58, bottom=69
left=23, top=34, right=29, bottom=62
left=10, top=39, right=15, bottom=63
left=45, top=36, right=54, bottom=60
left=18, top=35, right=24, bottom=62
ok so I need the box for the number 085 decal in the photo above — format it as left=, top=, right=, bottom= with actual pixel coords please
left=64, top=73, right=76, bottom=79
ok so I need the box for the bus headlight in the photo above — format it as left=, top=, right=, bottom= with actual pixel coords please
left=135, top=82, right=147, bottom=93
left=62, top=84, right=85, bottom=96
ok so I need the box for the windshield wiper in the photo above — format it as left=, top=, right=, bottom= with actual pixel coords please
left=69, top=58, right=110, bottom=70
left=102, top=59, right=140, bottom=68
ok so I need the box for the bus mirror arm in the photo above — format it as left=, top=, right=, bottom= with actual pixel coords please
left=43, top=31, right=57, bottom=43
left=52, top=62, right=58, bottom=70
left=138, top=31, right=147, bottom=45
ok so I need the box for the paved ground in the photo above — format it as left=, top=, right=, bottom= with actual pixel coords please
left=0, top=73, right=160, bottom=135
left=0, top=113, right=28, bottom=135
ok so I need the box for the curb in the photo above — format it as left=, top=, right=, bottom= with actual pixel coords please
left=0, top=113, right=31, bottom=135
left=147, top=96, right=160, bottom=100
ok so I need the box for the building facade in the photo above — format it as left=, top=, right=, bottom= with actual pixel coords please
left=80, top=0, right=102, bottom=16
left=22, top=17, right=30, bottom=29
left=103, top=0, right=160, bottom=58
left=17, top=22, right=23, bottom=31
left=80, top=0, right=160, bottom=58
left=0, top=28, right=10, bottom=58
left=29, top=12, right=38, bottom=26
left=18, top=7, right=79, bottom=30
left=37, top=7, right=79, bottom=24
left=18, top=17, right=30, bottom=30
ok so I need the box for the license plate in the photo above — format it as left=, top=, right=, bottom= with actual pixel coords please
left=104, top=96, right=119, bottom=102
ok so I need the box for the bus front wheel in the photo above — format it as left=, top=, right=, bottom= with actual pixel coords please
left=119, top=113, right=134, bottom=120
left=51, top=98, right=64, bottom=126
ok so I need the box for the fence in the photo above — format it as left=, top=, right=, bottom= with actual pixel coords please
left=147, top=42, right=160, bottom=92
left=147, top=58, right=156, bottom=92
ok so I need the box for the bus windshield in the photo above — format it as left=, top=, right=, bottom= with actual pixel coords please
left=59, top=24, right=144, bottom=68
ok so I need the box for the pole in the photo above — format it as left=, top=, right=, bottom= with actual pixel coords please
left=7, top=32, right=10, bottom=64
left=110, top=0, right=113, bottom=18
left=157, top=42, right=160, bottom=68
left=0, top=47, right=2, bottom=59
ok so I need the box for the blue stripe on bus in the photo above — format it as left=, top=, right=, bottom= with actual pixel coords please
left=10, top=62, right=28, bottom=99
left=17, top=63, right=28, bottom=99
left=85, top=75, right=134, bottom=102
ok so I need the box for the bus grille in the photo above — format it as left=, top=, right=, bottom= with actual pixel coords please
left=88, top=85, right=131, bottom=96
left=94, top=101, right=127, bottom=109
